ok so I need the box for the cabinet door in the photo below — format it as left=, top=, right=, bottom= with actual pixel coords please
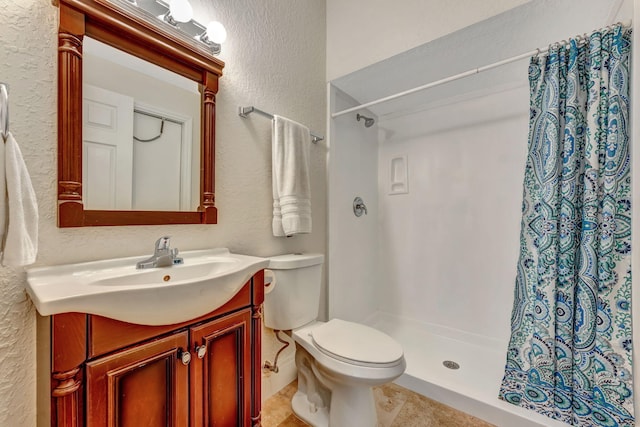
left=190, top=309, right=252, bottom=427
left=86, top=331, right=190, bottom=427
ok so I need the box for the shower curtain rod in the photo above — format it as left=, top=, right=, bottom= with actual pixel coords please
left=331, top=20, right=632, bottom=119
left=238, top=106, right=324, bottom=143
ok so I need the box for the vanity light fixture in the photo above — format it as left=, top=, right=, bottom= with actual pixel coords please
left=197, top=21, right=227, bottom=55
left=115, top=0, right=227, bottom=56
left=168, top=0, right=193, bottom=23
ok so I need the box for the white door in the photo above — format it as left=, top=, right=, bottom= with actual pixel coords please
left=82, top=84, right=134, bottom=210
left=132, top=113, right=181, bottom=211
left=132, top=107, right=192, bottom=211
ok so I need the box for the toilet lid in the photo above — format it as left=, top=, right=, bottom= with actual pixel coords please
left=310, top=319, right=403, bottom=366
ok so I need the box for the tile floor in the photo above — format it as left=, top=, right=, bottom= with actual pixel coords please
left=262, top=381, right=495, bottom=427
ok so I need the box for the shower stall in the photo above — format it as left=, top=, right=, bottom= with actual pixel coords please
left=327, top=1, right=637, bottom=426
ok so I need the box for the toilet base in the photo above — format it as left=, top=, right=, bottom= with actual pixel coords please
left=291, top=390, right=330, bottom=427
left=325, top=382, right=377, bottom=427
left=292, top=341, right=380, bottom=427
left=292, top=386, right=378, bottom=427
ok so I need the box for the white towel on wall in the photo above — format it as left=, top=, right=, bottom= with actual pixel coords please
left=2, top=132, right=38, bottom=266
left=0, top=135, right=6, bottom=255
left=272, top=115, right=312, bottom=237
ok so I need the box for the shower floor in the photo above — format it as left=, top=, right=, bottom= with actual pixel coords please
left=367, top=312, right=570, bottom=427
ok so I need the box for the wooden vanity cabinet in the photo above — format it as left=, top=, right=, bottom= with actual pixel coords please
left=190, top=310, right=252, bottom=426
left=50, top=272, right=264, bottom=427
left=85, top=331, right=190, bottom=427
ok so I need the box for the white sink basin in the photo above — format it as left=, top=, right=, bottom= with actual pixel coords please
left=26, top=248, right=269, bottom=325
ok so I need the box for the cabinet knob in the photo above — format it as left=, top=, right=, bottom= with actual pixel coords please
left=196, top=345, right=207, bottom=359
left=179, top=349, right=191, bottom=365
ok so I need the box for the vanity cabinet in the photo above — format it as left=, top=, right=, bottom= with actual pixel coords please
left=190, top=310, right=252, bottom=426
left=86, top=331, right=190, bottom=426
left=50, top=272, right=264, bottom=427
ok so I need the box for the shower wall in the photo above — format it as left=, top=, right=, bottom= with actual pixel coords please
left=377, top=87, right=528, bottom=342
left=371, top=0, right=633, bottom=344
left=328, top=0, right=634, bottom=356
left=327, top=86, right=379, bottom=323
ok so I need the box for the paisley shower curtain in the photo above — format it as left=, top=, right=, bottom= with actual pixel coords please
left=499, top=25, right=634, bottom=426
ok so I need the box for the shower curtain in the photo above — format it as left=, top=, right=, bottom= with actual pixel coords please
left=499, top=25, right=633, bottom=427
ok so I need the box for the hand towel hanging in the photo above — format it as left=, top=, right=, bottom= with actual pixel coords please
left=2, top=132, right=38, bottom=266
left=272, top=115, right=312, bottom=237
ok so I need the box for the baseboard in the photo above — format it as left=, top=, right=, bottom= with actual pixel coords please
left=261, top=354, right=297, bottom=402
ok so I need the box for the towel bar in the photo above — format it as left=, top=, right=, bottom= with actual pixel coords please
left=238, top=106, right=323, bottom=143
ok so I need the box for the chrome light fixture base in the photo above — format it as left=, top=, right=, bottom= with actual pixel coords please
left=196, top=31, right=222, bottom=55
left=106, top=0, right=225, bottom=56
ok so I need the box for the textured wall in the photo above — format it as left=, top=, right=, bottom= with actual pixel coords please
left=0, top=1, right=57, bottom=425
left=0, top=0, right=325, bottom=425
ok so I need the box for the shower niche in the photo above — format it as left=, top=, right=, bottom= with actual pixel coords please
left=388, top=155, right=408, bottom=195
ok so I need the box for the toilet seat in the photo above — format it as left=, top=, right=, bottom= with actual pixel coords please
left=310, top=319, right=404, bottom=368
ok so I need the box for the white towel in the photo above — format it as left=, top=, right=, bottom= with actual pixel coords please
left=272, top=115, right=312, bottom=237
left=0, top=134, right=6, bottom=252
left=1, top=132, right=38, bottom=266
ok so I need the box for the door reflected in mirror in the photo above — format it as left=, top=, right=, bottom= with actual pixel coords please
left=83, top=37, right=200, bottom=211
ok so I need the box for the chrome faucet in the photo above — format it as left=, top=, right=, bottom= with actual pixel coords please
left=136, top=236, right=184, bottom=269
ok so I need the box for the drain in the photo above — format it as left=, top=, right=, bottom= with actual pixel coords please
left=443, top=360, right=460, bottom=370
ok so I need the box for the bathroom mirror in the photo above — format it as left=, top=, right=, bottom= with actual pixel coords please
left=56, top=0, right=224, bottom=226
left=83, top=38, right=201, bottom=211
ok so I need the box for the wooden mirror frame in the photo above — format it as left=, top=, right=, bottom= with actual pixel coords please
left=55, top=0, right=224, bottom=227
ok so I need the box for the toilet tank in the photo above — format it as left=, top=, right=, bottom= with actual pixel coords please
left=264, top=253, right=324, bottom=331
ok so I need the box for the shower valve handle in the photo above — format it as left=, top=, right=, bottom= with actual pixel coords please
left=353, top=197, right=368, bottom=217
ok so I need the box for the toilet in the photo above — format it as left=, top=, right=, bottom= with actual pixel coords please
left=264, top=253, right=406, bottom=427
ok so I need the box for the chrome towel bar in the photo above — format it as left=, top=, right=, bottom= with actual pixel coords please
left=238, top=106, right=323, bottom=143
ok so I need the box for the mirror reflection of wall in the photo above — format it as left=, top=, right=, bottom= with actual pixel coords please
left=82, top=37, right=201, bottom=211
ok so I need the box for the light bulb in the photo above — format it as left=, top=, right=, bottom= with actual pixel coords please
left=206, top=21, right=227, bottom=44
left=169, top=0, right=193, bottom=23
